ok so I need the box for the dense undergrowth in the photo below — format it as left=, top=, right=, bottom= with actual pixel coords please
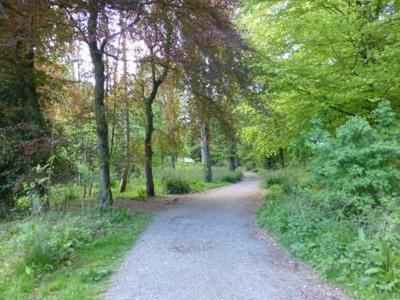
left=257, top=103, right=400, bottom=299
left=0, top=208, right=150, bottom=299
left=258, top=168, right=400, bottom=299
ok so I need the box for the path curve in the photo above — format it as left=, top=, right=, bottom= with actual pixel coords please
left=104, top=174, right=349, bottom=300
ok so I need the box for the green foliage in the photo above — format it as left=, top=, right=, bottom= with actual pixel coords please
left=262, top=168, right=305, bottom=194
left=258, top=189, right=400, bottom=299
left=136, top=186, right=146, bottom=198
left=19, top=225, right=70, bottom=272
left=262, top=171, right=288, bottom=187
left=237, top=0, right=400, bottom=162
left=217, top=169, right=243, bottom=183
left=265, top=184, right=284, bottom=202
left=257, top=105, right=400, bottom=299
left=80, top=268, right=113, bottom=283
left=161, top=165, right=243, bottom=195
left=0, top=208, right=150, bottom=299
left=162, top=174, right=191, bottom=194
left=306, top=101, right=400, bottom=217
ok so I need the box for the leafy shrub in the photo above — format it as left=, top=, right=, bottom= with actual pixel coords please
left=3, top=208, right=134, bottom=276
left=257, top=102, right=400, bottom=299
left=266, top=184, right=284, bottom=201
left=162, top=175, right=191, bottom=194
left=61, top=186, right=79, bottom=203
left=262, top=168, right=304, bottom=194
left=189, top=180, right=206, bottom=192
left=306, top=101, right=400, bottom=217
left=258, top=193, right=400, bottom=298
left=137, top=186, right=146, bottom=198
left=262, top=171, right=288, bottom=187
left=19, top=225, right=68, bottom=272
left=217, top=170, right=243, bottom=183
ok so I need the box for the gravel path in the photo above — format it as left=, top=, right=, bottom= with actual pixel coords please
left=104, top=174, right=349, bottom=300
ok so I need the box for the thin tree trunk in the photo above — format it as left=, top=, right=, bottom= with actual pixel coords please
left=229, top=156, right=236, bottom=171
left=200, top=120, right=212, bottom=182
left=88, top=3, right=112, bottom=209
left=88, top=172, right=94, bottom=197
left=144, top=101, right=155, bottom=196
left=169, top=154, right=176, bottom=169
left=142, top=24, right=171, bottom=196
left=143, top=78, right=164, bottom=196
left=119, top=25, right=131, bottom=193
left=228, top=143, right=237, bottom=171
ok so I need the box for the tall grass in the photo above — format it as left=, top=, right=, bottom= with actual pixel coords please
left=0, top=208, right=150, bottom=299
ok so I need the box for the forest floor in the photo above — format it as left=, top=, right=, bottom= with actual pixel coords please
left=104, top=173, right=349, bottom=300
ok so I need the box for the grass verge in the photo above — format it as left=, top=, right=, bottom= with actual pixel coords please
left=0, top=208, right=151, bottom=299
left=257, top=168, right=400, bottom=300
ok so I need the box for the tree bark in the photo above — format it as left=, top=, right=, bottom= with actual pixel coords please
left=200, top=120, right=212, bottom=182
left=20, top=49, right=43, bottom=131
left=119, top=25, right=131, bottom=193
left=228, top=143, right=237, bottom=171
left=88, top=3, right=112, bottom=209
left=142, top=20, right=171, bottom=196
left=13, top=43, right=50, bottom=214
left=144, top=101, right=155, bottom=196
left=169, top=154, right=176, bottom=169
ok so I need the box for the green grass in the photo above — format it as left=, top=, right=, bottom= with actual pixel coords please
left=159, top=165, right=243, bottom=194
left=0, top=208, right=151, bottom=299
left=1, top=164, right=242, bottom=299
left=257, top=167, right=400, bottom=299
left=42, top=165, right=243, bottom=206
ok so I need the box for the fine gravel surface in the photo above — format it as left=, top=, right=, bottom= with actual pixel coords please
left=104, top=173, right=350, bottom=300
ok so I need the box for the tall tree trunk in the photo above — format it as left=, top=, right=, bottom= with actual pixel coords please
left=169, top=154, right=176, bottom=169
left=142, top=24, right=171, bottom=196
left=200, top=120, right=212, bottom=182
left=228, top=143, right=237, bottom=171
left=15, top=44, right=51, bottom=214
left=21, top=49, right=43, bottom=130
left=144, top=101, right=155, bottom=196
left=119, top=26, right=131, bottom=193
left=88, top=171, right=94, bottom=197
left=88, top=3, right=112, bottom=209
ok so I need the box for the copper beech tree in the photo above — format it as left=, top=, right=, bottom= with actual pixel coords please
left=129, top=0, right=247, bottom=194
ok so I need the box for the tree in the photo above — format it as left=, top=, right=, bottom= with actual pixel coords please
left=118, top=13, right=131, bottom=193
left=87, top=2, right=113, bottom=208
left=238, top=0, right=400, bottom=163
left=129, top=0, right=247, bottom=190
left=63, top=0, right=143, bottom=207
left=0, top=0, right=70, bottom=215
